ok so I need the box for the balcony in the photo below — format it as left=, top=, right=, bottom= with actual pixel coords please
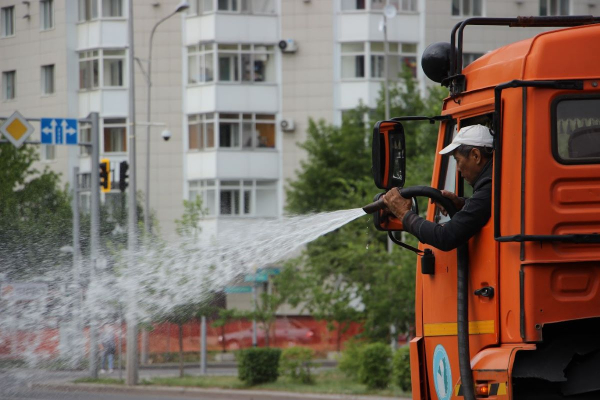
left=186, top=84, right=279, bottom=115
left=185, top=13, right=278, bottom=45
left=77, top=20, right=128, bottom=50
left=78, top=88, right=128, bottom=118
left=337, top=12, right=420, bottom=43
left=186, top=150, right=280, bottom=181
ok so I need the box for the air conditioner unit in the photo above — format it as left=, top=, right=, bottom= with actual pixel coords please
left=280, top=119, right=295, bottom=132
left=278, top=39, right=298, bottom=53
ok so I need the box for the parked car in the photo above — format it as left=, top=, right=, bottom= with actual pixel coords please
left=218, top=318, right=318, bottom=349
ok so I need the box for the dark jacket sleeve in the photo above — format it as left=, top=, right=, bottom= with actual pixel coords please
left=401, top=185, right=492, bottom=251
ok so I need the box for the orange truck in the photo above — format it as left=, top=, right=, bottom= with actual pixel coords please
left=367, top=16, right=600, bottom=400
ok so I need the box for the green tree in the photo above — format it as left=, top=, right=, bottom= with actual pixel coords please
left=0, top=143, right=72, bottom=279
left=285, top=69, right=447, bottom=342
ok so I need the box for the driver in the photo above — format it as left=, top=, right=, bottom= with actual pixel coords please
left=382, top=124, right=494, bottom=251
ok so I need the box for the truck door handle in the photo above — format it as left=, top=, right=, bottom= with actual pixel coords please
left=474, top=286, right=494, bottom=298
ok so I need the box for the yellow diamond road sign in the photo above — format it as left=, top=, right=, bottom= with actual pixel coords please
left=0, top=111, right=35, bottom=148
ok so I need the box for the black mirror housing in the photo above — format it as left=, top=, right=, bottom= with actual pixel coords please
left=372, top=120, right=406, bottom=190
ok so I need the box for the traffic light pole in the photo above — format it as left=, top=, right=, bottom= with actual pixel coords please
left=89, top=111, right=100, bottom=378
left=126, top=0, right=139, bottom=385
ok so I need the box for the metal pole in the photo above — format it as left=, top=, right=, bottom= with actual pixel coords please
left=89, top=112, right=100, bottom=378
left=118, top=309, right=123, bottom=380
left=200, top=316, right=207, bottom=375
left=72, top=167, right=83, bottom=367
left=126, top=0, right=139, bottom=386
left=252, top=283, right=257, bottom=347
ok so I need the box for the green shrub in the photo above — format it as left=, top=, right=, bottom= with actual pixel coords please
left=237, top=347, right=281, bottom=385
left=392, top=346, right=411, bottom=392
left=280, top=347, right=315, bottom=384
left=359, top=342, right=392, bottom=389
left=338, top=339, right=366, bottom=379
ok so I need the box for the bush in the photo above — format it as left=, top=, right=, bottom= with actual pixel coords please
left=359, top=342, right=392, bottom=389
left=237, top=347, right=281, bottom=385
left=392, top=346, right=411, bottom=392
left=280, top=347, right=315, bottom=384
left=338, top=339, right=366, bottom=379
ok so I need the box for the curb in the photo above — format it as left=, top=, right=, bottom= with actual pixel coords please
left=35, top=382, right=410, bottom=400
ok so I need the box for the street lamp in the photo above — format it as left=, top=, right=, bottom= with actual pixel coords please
left=142, top=0, right=190, bottom=236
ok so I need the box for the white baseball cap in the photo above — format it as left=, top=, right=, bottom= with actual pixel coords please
left=439, top=124, right=494, bottom=155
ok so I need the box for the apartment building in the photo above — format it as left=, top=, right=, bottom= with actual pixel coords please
left=1, top=0, right=597, bottom=240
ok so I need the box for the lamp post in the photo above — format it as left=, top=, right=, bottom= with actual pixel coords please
left=136, top=0, right=189, bottom=367
left=143, top=0, right=190, bottom=236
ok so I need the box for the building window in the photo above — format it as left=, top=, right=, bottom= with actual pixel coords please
left=1, top=6, right=15, bottom=37
left=103, top=50, right=125, bottom=87
left=79, top=50, right=125, bottom=89
left=189, top=179, right=277, bottom=217
left=341, top=43, right=365, bottom=79
left=42, top=145, right=56, bottom=161
left=3, top=71, right=15, bottom=100
left=215, top=0, right=275, bottom=13
left=188, top=43, right=214, bottom=84
left=188, top=113, right=215, bottom=150
left=342, top=0, right=416, bottom=12
left=79, top=124, right=92, bottom=156
left=102, top=0, right=123, bottom=17
left=41, top=65, right=55, bottom=95
left=190, top=0, right=214, bottom=14
left=103, top=118, right=127, bottom=153
left=79, top=0, right=98, bottom=21
left=188, top=112, right=276, bottom=150
left=462, top=52, right=483, bottom=67
left=40, top=0, right=54, bottom=30
left=342, top=42, right=417, bottom=80
left=216, top=44, right=276, bottom=83
left=79, top=50, right=99, bottom=89
left=540, top=0, right=569, bottom=15
left=452, top=0, right=482, bottom=16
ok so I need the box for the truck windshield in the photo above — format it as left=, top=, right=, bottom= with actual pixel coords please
left=554, top=96, right=600, bottom=163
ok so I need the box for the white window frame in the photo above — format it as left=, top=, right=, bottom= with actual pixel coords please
left=342, top=42, right=418, bottom=81
left=215, top=0, right=275, bottom=14
left=41, top=64, right=55, bottom=95
left=187, top=43, right=214, bottom=84
left=188, top=179, right=278, bottom=217
left=341, top=0, right=416, bottom=12
left=79, top=0, right=99, bottom=22
left=451, top=0, right=483, bottom=17
left=539, top=0, right=570, bottom=16
left=189, top=0, right=215, bottom=15
left=102, top=49, right=126, bottom=87
left=3, top=70, right=15, bottom=100
left=188, top=112, right=276, bottom=150
left=103, top=118, right=127, bottom=153
left=42, top=145, right=56, bottom=161
left=216, top=44, right=276, bottom=83
left=1, top=6, right=15, bottom=37
left=79, top=49, right=126, bottom=90
left=341, top=42, right=366, bottom=80
left=102, top=0, right=124, bottom=18
left=40, top=0, right=54, bottom=30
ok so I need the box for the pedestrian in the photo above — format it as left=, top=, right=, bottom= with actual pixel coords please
left=99, top=325, right=116, bottom=374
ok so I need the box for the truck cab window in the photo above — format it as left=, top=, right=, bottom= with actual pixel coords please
left=436, top=123, right=458, bottom=223
left=554, top=97, right=600, bottom=163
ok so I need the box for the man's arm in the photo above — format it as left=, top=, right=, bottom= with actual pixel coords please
left=402, top=187, right=492, bottom=251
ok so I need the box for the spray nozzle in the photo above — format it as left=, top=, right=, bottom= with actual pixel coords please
left=362, top=193, right=387, bottom=214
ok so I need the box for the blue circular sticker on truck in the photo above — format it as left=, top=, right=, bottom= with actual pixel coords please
left=433, top=344, right=452, bottom=400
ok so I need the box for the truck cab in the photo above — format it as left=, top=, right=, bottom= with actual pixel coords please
left=372, top=17, right=600, bottom=400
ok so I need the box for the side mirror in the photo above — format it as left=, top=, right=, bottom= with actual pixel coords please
left=372, top=121, right=406, bottom=190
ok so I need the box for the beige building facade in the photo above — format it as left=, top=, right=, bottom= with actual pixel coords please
left=1, top=0, right=598, bottom=248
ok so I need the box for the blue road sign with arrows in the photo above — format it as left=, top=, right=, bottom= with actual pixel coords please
left=41, top=118, right=78, bottom=145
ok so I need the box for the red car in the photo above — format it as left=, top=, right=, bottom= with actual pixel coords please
left=218, top=319, right=318, bottom=349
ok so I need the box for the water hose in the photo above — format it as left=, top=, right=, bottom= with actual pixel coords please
left=362, top=186, right=475, bottom=400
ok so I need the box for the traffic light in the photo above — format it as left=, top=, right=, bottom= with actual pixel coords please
left=99, top=159, right=111, bottom=193
left=119, top=161, right=129, bottom=192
